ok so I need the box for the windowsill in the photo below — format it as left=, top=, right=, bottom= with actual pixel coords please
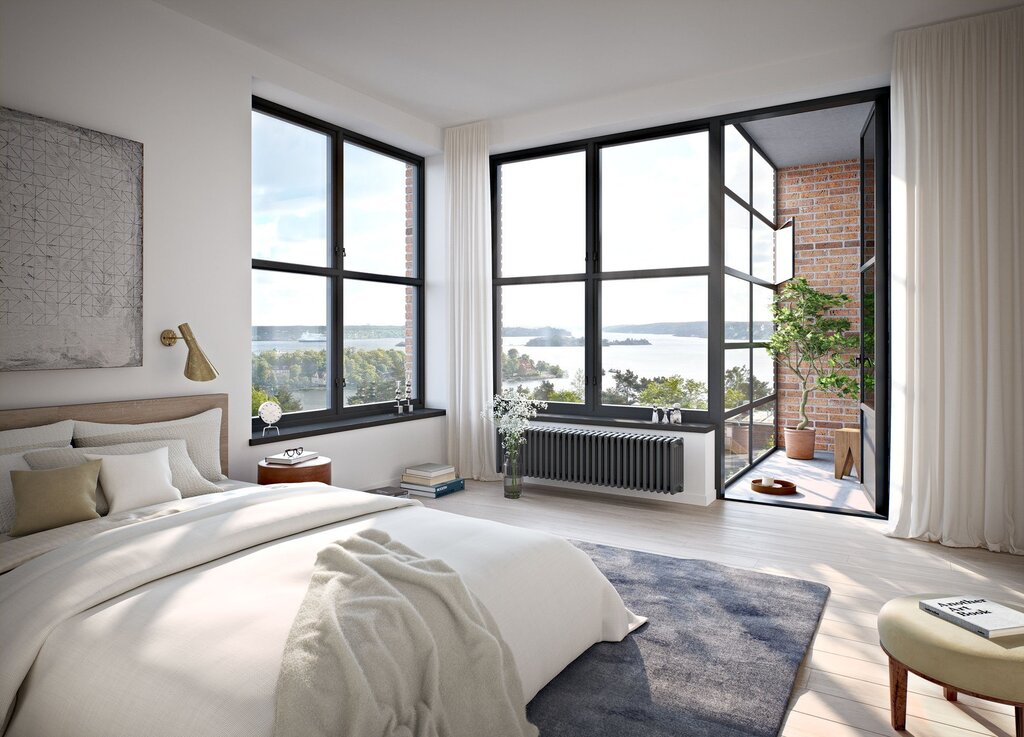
left=249, top=408, right=446, bottom=446
left=532, top=413, right=715, bottom=434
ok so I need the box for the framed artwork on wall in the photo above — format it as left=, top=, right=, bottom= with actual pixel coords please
left=0, top=106, right=143, bottom=371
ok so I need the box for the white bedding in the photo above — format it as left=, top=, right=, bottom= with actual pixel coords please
left=0, top=483, right=643, bottom=737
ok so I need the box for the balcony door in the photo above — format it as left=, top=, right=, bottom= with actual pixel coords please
left=858, top=102, right=889, bottom=516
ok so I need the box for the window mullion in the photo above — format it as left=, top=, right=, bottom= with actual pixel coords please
left=585, top=142, right=599, bottom=414
left=332, top=129, right=343, bottom=417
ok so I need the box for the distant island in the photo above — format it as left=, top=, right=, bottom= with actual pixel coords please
left=525, top=336, right=651, bottom=347
left=604, top=321, right=774, bottom=341
left=501, top=326, right=571, bottom=338
left=252, top=325, right=404, bottom=341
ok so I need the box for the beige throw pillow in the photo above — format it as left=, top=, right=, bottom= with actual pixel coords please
left=73, top=408, right=225, bottom=481
left=9, top=460, right=102, bottom=537
left=25, top=440, right=221, bottom=514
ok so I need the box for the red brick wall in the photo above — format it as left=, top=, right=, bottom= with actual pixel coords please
left=776, top=159, right=861, bottom=453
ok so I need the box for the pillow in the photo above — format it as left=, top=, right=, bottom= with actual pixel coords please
left=73, top=408, right=225, bottom=481
left=9, top=460, right=102, bottom=537
left=0, top=419, right=74, bottom=455
left=83, top=447, right=182, bottom=514
left=24, top=439, right=221, bottom=513
left=0, top=452, right=33, bottom=535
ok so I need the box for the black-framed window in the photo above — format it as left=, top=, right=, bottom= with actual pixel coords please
left=491, top=86, right=889, bottom=498
left=722, top=123, right=779, bottom=481
left=492, top=126, right=712, bottom=422
left=251, top=97, right=425, bottom=431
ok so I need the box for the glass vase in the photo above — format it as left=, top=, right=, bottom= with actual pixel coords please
left=503, top=450, right=523, bottom=499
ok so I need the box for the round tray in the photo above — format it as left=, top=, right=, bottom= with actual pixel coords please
left=751, top=479, right=797, bottom=495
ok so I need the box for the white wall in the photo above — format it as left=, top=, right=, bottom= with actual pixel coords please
left=0, top=0, right=447, bottom=489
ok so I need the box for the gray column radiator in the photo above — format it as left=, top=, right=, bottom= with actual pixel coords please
left=521, top=427, right=684, bottom=495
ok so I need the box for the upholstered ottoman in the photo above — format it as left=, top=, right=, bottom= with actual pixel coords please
left=878, top=595, right=1024, bottom=736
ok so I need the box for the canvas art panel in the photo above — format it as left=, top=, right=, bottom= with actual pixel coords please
left=0, top=106, right=143, bottom=371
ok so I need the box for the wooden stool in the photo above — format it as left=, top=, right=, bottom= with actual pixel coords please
left=878, top=595, right=1024, bottom=737
left=834, top=427, right=862, bottom=479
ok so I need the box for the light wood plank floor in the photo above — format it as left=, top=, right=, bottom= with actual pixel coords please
left=419, top=481, right=1024, bottom=737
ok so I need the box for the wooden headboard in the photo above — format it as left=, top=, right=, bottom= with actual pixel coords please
left=0, top=394, right=230, bottom=475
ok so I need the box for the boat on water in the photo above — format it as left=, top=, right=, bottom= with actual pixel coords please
left=298, top=331, right=327, bottom=342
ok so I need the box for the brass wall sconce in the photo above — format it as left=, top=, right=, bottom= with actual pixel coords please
left=160, top=323, right=219, bottom=382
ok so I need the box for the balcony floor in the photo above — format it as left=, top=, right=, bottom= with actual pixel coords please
left=725, top=449, right=875, bottom=514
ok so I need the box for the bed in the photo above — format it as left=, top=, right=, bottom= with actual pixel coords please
left=0, top=395, right=643, bottom=737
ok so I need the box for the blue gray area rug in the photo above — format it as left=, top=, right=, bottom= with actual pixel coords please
left=527, top=542, right=830, bottom=737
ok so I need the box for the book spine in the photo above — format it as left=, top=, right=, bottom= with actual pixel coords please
left=401, top=479, right=465, bottom=494
left=401, top=473, right=456, bottom=484
left=408, top=486, right=461, bottom=499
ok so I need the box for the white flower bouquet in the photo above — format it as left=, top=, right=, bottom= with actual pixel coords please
left=483, top=388, right=547, bottom=498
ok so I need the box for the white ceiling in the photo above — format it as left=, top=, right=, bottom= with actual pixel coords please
left=154, top=0, right=1012, bottom=128
left=742, top=103, right=875, bottom=168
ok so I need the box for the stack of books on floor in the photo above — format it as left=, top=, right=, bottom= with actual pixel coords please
left=364, top=486, right=410, bottom=499
left=400, top=462, right=464, bottom=498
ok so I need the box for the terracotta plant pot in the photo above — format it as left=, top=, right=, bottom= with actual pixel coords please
left=784, top=427, right=816, bottom=460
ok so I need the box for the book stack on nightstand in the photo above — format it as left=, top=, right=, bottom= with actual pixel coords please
left=400, top=462, right=464, bottom=498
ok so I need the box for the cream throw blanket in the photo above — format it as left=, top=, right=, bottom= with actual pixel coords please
left=274, top=529, right=538, bottom=737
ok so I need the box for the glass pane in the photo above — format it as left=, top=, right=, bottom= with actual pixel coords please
left=752, top=148, right=775, bottom=218
left=724, top=125, right=749, bottom=202
left=752, top=347, right=775, bottom=401
left=601, top=277, right=708, bottom=410
left=498, top=152, right=585, bottom=277
left=775, top=221, right=794, bottom=283
left=725, top=411, right=751, bottom=480
left=862, top=263, right=876, bottom=409
left=252, top=112, right=329, bottom=267
left=752, top=400, right=776, bottom=461
left=343, top=280, right=417, bottom=406
left=251, top=271, right=330, bottom=415
left=601, top=132, right=709, bottom=270
left=499, top=282, right=585, bottom=403
left=724, top=349, right=751, bottom=410
left=725, top=196, right=749, bottom=273
left=343, top=142, right=417, bottom=277
left=725, top=276, right=749, bottom=343
left=752, top=216, right=774, bottom=282
left=752, top=284, right=774, bottom=342
left=861, top=112, right=876, bottom=265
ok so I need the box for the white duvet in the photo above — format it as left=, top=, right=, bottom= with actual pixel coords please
left=0, top=484, right=644, bottom=737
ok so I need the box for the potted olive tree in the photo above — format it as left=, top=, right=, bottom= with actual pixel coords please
left=766, top=278, right=859, bottom=459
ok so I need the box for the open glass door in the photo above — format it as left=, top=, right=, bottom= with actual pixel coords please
left=859, top=103, right=889, bottom=516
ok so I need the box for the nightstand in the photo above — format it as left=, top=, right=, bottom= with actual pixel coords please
left=257, top=456, right=332, bottom=485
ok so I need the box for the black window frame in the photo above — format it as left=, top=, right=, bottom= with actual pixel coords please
left=491, top=87, right=890, bottom=497
left=721, top=122, right=780, bottom=483
left=491, top=121, right=715, bottom=425
left=251, top=97, right=426, bottom=435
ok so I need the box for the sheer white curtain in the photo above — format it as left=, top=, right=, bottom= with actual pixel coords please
left=888, top=6, right=1024, bottom=554
left=445, top=122, right=500, bottom=480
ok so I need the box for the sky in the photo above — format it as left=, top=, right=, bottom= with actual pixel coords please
left=252, top=111, right=411, bottom=326
left=252, top=113, right=777, bottom=330
left=497, top=127, right=775, bottom=333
